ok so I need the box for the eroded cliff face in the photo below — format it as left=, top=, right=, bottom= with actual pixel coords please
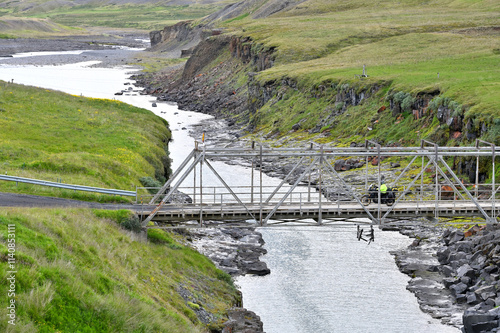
left=137, top=34, right=276, bottom=124
left=149, top=21, right=211, bottom=56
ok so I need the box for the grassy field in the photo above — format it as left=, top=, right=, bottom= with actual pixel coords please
left=2, top=3, right=225, bottom=32
left=223, top=0, right=500, bottom=136
left=30, top=5, right=217, bottom=31
left=0, top=81, right=171, bottom=202
left=0, top=208, right=238, bottom=332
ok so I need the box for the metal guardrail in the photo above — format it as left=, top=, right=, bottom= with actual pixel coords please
left=0, top=174, right=136, bottom=197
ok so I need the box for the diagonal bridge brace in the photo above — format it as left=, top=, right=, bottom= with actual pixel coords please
left=437, top=155, right=492, bottom=221
left=322, top=157, right=378, bottom=223
left=142, top=148, right=257, bottom=227
left=381, top=155, right=435, bottom=221
left=263, top=156, right=321, bottom=225
left=149, top=150, right=195, bottom=205
left=203, top=159, right=257, bottom=222
left=142, top=151, right=204, bottom=226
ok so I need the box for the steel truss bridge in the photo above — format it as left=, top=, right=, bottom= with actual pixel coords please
left=140, top=139, right=499, bottom=228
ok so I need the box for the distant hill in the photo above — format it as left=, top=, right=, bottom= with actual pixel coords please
left=1, top=0, right=229, bottom=13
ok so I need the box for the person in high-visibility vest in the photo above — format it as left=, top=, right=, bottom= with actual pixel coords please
left=380, top=176, right=388, bottom=195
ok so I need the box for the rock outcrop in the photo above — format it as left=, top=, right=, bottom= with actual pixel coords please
left=149, top=21, right=212, bottom=56
left=222, top=307, right=264, bottom=333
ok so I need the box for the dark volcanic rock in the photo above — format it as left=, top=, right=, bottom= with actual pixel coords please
left=437, top=224, right=500, bottom=332
left=222, top=307, right=264, bottom=333
left=392, top=224, right=466, bottom=327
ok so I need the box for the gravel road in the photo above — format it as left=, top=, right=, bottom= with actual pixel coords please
left=0, top=192, right=141, bottom=210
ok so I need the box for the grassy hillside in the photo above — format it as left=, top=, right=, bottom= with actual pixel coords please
left=0, top=17, right=80, bottom=38
left=0, top=81, right=171, bottom=202
left=223, top=0, right=499, bottom=125
left=0, top=208, right=239, bottom=332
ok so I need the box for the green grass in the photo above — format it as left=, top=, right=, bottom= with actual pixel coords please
left=0, top=82, right=171, bottom=201
left=0, top=208, right=239, bottom=332
left=130, top=53, right=188, bottom=73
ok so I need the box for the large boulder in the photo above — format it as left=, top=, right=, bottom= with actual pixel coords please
left=462, top=311, right=499, bottom=333
left=222, top=307, right=264, bottom=333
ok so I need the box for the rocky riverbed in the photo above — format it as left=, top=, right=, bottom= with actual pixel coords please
left=175, top=223, right=269, bottom=332
left=393, top=223, right=500, bottom=332
left=185, top=223, right=271, bottom=277
left=0, top=32, right=148, bottom=68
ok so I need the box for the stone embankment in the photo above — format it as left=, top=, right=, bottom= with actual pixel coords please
left=393, top=223, right=500, bottom=332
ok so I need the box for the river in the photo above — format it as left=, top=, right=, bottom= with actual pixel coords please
left=0, top=52, right=460, bottom=333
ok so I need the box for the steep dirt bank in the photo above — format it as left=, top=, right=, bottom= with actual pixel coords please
left=134, top=33, right=275, bottom=131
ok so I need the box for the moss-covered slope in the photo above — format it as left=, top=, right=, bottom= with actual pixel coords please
left=144, top=0, right=499, bottom=145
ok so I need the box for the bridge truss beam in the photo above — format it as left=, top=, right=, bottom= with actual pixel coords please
left=141, top=140, right=499, bottom=228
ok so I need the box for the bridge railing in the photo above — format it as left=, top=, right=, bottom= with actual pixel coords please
left=136, top=184, right=499, bottom=207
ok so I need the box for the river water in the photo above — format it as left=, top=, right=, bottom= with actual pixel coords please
left=0, top=54, right=460, bottom=333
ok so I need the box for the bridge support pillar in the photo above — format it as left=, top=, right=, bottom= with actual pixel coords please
left=313, top=216, right=323, bottom=225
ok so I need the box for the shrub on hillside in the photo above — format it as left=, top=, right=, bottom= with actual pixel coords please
left=147, top=229, right=182, bottom=249
left=401, top=95, right=415, bottom=112
left=140, top=176, right=163, bottom=194
left=121, top=216, right=141, bottom=233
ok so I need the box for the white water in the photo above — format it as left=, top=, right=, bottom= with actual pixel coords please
left=0, top=55, right=460, bottom=333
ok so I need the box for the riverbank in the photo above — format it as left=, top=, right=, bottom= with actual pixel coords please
left=0, top=208, right=243, bottom=332
left=0, top=44, right=268, bottom=332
